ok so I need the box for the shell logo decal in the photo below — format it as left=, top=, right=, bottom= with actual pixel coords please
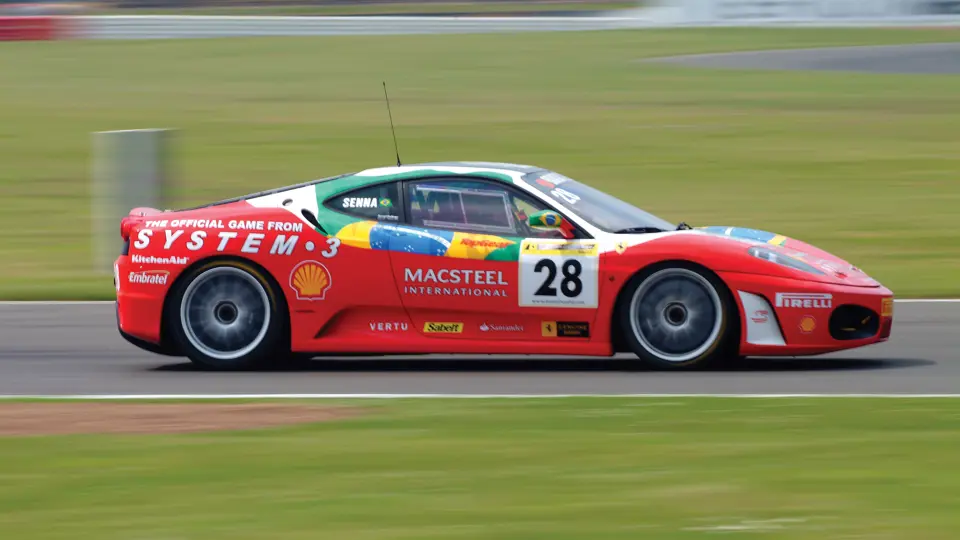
left=289, top=260, right=332, bottom=301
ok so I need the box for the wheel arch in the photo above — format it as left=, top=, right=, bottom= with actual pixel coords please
left=609, top=259, right=742, bottom=354
left=159, top=254, right=292, bottom=355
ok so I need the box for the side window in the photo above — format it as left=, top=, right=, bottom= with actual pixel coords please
left=509, top=193, right=568, bottom=239
left=325, top=182, right=400, bottom=223
left=408, top=180, right=517, bottom=235
left=407, top=178, right=574, bottom=238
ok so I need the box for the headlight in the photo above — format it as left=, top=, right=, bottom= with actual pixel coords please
left=747, top=246, right=825, bottom=275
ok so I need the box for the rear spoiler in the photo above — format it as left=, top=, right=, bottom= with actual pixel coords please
left=120, top=207, right=165, bottom=240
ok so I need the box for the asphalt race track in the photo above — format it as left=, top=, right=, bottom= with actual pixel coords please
left=0, top=302, right=956, bottom=396
left=650, top=43, right=960, bottom=75
left=4, top=42, right=959, bottom=397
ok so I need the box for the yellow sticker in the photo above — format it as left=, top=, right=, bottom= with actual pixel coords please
left=541, top=321, right=557, bottom=337
left=423, top=322, right=463, bottom=334
left=521, top=240, right=598, bottom=257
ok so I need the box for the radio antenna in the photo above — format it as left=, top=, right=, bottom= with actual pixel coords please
left=382, top=81, right=401, bottom=167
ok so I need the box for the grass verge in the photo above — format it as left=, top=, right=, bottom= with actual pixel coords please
left=1, top=28, right=959, bottom=298
left=0, top=397, right=958, bottom=538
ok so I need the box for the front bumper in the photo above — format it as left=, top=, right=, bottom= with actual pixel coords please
left=720, top=271, right=894, bottom=357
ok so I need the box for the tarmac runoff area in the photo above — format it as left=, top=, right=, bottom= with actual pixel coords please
left=648, top=43, right=960, bottom=75
left=0, top=301, right=958, bottom=398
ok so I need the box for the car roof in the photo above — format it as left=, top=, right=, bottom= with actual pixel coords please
left=178, top=161, right=547, bottom=211
left=412, top=161, right=546, bottom=174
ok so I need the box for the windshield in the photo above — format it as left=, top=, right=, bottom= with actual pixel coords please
left=523, top=171, right=676, bottom=233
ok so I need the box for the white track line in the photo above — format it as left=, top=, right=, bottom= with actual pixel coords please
left=1, top=394, right=960, bottom=399
left=0, top=299, right=958, bottom=305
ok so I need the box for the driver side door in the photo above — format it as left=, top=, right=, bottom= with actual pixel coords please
left=387, top=176, right=600, bottom=341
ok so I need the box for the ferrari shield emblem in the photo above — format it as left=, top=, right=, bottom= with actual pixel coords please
left=615, top=241, right=627, bottom=255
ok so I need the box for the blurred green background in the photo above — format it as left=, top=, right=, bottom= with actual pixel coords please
left=1, top=27, right=959, bottom=299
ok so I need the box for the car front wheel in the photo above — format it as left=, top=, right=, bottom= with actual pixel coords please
left=618, top=263, right=736, bottom=370
left=167, top=260, right=288, bottom=370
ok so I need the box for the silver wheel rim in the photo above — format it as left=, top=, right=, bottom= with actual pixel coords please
left=629, top=268, right=724, bottom=363
left=180, top=266, right=271, bottom=361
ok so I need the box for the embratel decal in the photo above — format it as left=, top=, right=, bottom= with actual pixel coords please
left=128, top=270, right=169, bottom=286
left=798, top=315, right=817, bottom=334
left=541, top=321, right=590, bottom=338
left=289, top=261, right=332, bottom=301
left=775, top=293, right=832, bottom=309
left=423, top=322, right=463, bottom=334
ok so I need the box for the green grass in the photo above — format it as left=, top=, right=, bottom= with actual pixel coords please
left=1, top=397, right=960, bottom=538
left=1, top=28, right=959, bottom=299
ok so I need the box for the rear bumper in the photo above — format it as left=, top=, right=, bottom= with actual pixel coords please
left=719, top=271, right=894, bottom=357
left=116, top=301, right=180, bottom=356
left=115, top=257, right=175, bottom=354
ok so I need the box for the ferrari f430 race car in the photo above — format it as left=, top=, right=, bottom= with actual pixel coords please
left=115, top=162, right=894, bottom=370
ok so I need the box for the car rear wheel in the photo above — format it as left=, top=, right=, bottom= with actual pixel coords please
left=168, top=260, right=288, bottom=370
left=618, top=263, right=735, bottom=370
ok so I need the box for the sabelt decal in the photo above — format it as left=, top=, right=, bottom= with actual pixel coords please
left=881, top=298, right=894, bottom=317
left=128, top=270, right=169, bottom=285
left=289, top=261, right=332, bottom=301
left=541, top=321, right=590, bottom=338
left=799, top=315, right=817, bottom=334
left=423, top=322, right=463, bottom=334
left=751, top=310, right=769, bottom=324
left=775, top=293, right=832, bottom=309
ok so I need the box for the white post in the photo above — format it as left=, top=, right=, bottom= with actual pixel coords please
left=91, top=128, right=173, bottom=273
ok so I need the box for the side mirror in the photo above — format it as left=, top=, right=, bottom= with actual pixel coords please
left=528, top=210, right=574, bottom=239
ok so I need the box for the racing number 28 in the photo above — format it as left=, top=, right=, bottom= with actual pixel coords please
left=534, top=259, right=583, bottom=298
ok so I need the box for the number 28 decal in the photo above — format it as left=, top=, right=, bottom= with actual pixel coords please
left=534, top=259, right=583, bottom=298
left=519, top=241, right=598, bottom=309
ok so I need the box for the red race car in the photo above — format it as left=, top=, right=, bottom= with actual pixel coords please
left=115, top=161, right=894, bottom=370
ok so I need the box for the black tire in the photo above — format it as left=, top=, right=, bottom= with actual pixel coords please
left=616, top=262, right=737, bottom=370
left=166, top=259, right=289, bottom=371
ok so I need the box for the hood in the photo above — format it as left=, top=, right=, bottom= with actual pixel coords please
left=698, top=226, right=880, bottom=287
